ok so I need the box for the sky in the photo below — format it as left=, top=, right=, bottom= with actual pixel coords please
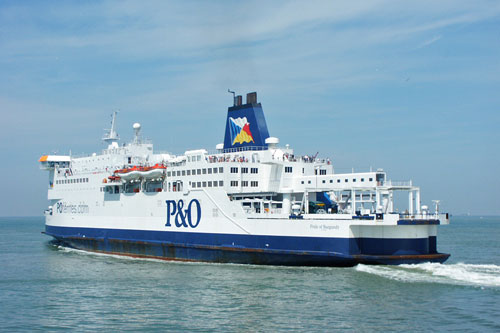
left=1, top=0, right=499, bottom=216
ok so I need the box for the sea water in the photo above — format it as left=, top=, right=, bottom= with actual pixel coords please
left=0, top=216, right=498, bottom=332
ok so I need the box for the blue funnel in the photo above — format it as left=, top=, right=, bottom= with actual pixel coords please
left=223, top=92, right=270, bottom=151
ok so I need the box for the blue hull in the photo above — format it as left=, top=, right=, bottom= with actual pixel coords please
left=44, top=225, right=449, bottom=266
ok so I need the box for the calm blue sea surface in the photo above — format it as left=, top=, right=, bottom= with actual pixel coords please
left=0, top=216, right=498, bottom=332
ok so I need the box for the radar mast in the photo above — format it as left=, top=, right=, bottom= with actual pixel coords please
left=103, top=111, right=119, bottom=148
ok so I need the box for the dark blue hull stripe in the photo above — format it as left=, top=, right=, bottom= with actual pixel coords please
left=398, top=219, right=440, bottom=225
left=44, top=225, right=449, bottom=266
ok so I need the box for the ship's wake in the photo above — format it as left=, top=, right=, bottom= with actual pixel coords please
left=355, top=262, right=500, bottom=288
left=52, top=244, right=169, bottom=263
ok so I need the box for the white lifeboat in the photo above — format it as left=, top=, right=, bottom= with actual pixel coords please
left=114, top=164, right=166, bottom=181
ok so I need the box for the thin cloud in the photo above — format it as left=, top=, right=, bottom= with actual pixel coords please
left=417, top=35, right=443, bottom=49
left=3, top=1, right=499, bottom=60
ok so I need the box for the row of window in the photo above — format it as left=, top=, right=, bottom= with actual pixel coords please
left=191, top=180, right=223, bottom=188
left=230, top=181, right=259, bottom=187
left=187, top=155, right=202, bottom=162
left=231, top=167, right=258, bottom=174
left=167, top=167, right=223, bottom=177
left=286, top=167, right=328, bottom=174
left=167, top=167, right=260, bottom=177
left=301, top=177, right=373, bottom=185
left=56, top=178, right=89, bottom=185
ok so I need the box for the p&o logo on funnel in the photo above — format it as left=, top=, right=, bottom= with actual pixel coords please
left=229, top=117, right=254, bottom=145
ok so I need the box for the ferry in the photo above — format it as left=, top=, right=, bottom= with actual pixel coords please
left=39, top=92, right=450, bottom=266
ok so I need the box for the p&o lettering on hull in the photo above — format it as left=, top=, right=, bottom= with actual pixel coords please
left=165, top=199, right=201, bottom=228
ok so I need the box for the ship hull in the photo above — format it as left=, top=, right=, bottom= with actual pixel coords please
left=45, top=225, right=449, bottom=266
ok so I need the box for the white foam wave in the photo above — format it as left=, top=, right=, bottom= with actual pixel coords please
left=355, top=262, right=500, bottom=288
left=53, top=245, right=170, bottom=263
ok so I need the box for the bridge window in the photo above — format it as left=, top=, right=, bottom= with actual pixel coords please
left=285, top=166, right=293, bottom=173
left=320, top=169, right=326, bottom=175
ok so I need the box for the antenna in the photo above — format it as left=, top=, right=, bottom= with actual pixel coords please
left=228, top=89, right=236, bottom=106
left=432, top=200, right=440, bottom=214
